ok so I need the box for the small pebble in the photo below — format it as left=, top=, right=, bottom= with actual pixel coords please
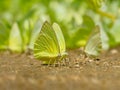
left=110, top=49, right=118, bottom=54
left=74, top=64, right=80, bottom=68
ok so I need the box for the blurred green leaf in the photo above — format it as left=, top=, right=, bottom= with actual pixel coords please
left=86, top=0, right=104, bottom=10
left=0, top=22, right=10, bottom=49
left=110, top=19, right=120, bottom=45
left=68, top=15, right=95, bottom=48
left=28, top=20, right=42, bottom=49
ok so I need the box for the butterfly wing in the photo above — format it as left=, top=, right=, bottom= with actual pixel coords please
left=84, top=25, right=102, bottom=57
left=52, top=23, right=67, bottom=56
left=34, top=21, right=59, bottom=60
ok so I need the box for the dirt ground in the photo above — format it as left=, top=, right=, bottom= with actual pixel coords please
left=0, top=47, right=120, bottom=90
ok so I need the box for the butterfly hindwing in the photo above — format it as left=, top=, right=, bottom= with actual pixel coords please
left=84, top=25, right=102, bottom=57
left=52, top=23, right=67, bottom=56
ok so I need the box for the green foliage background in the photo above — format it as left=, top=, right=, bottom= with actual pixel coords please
left=0, top=0, right=120, bottom=52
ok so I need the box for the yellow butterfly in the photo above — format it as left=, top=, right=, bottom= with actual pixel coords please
left=34, top=21, right=67, bottom=64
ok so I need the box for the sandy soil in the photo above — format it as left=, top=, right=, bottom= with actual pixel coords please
left=0, top=47, right=120, bottom=90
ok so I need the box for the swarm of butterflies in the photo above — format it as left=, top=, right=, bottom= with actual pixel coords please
left=34, top=21, right=102, bottom=64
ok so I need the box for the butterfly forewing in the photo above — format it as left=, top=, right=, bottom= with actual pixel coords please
left=84, top=25, right=102, bottom=57
left=34, top=21, right=59, bottom=59
left=52, top=23, right=67, bottom=56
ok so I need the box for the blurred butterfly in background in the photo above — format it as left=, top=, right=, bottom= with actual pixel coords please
left=34, top=21, right=67, bottom=64
left=84, top=25, right=102, bottom=58
left=9, top=22, right=23, bottom=52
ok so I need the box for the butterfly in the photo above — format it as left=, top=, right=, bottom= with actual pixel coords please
left=9, top=22, right=22, bottom=52
left=34, top=21, right=67, bottom=64
left=84, top=25, right=102, bottom=58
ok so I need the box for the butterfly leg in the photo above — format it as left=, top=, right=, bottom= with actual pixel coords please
left=63, top=57, right=69, bottom=67
left=47, top=59, right=52, bottom=67
left=53, top=58, right=58, bottom=67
